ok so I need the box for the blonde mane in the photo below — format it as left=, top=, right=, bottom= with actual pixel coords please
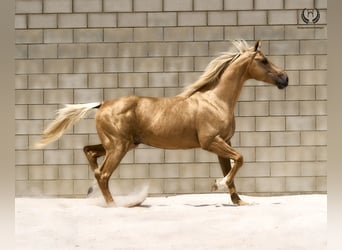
left=178, top=40, right=251, bottom=98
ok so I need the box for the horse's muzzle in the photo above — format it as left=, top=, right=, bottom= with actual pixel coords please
left=276, top=73, right=289, bottom=89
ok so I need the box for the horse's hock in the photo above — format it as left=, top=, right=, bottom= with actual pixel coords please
left=15, top=0, right=327, bottom=198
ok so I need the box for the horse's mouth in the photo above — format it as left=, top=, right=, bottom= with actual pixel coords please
left=276, top=75, right=288, bottom=89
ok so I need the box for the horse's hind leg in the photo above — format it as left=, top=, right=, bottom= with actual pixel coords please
left=94, top=143, right=128, bottom=205
left=83, top=144, right=106, bottom=171
left=217, top=156, right=245, bottom=205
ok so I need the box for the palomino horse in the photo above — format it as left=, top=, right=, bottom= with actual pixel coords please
left=36, top=40, right=288, bottom=206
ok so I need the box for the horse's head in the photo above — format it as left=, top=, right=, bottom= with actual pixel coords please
left=247, top=41, right=288, bottom=89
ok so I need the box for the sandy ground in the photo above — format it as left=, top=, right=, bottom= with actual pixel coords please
left=15, top=194, right=326, bottom=250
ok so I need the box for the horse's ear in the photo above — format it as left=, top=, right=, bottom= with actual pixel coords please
left=254, top=40, right=262, bottom=51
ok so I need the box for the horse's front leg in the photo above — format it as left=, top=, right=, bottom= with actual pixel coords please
left=203, top=135, right=248, bottom=205
left=216, top=156, right=247, bottom=205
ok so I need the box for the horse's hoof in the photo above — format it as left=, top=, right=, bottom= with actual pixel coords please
left=87, top=186, right=93, bottom=196
left=234, top=200, right=250, bottom=206
left=211, top=182, right=218, bottom=191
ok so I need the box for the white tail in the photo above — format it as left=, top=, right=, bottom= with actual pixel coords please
left=34, top=102, right=101, bottom=149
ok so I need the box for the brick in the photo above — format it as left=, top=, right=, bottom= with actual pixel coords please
left=120, top=164, right=149, bottom=179
left=44, top=29, right=73, bottom=43
left=235, top=117, right=255, bottom=131
left=134, top=28, right=163, bottom=42
left=16, top=59, right=43, bottom=74
left=44, top=180, right=74, bottom=195
left=270, top=41, right=299, bottom=55
left=179, top=42, right=208, bottom=56
left=58, top=14, right=87, bottom=28
left=195, top=149, right=217, bottom=162
left=15, top=75, right=28, bottom=89
left=58, top=74, right=87, bottom=88
left=255, top=177, right=285, bottom=192
left=194, top=27, right=224, bottom=41
left=286, top=116, right=315, bottom=131
left=44, top=89, right=74, bottom=104
left=285, top=26, right=315, bottom=40
left=164, top=27, right=193, bottom=41
left=300, top=101, right=326, bottom=115
left=28, top=105, right=57, bottom=119
left=88, top=13, right=117, bottom=28
left=178, top=12, right=207, bottom=26
left=301, top=162, right=326, bottom=177
left=59, top=135, right=90, bottom=149
left=316, top=146, right=327, bottom=161
left=16, top=120, right=43, bottom=134
left=224, top=0, right=253, bottom=10
left=240, top=132, right=270, bottom=147
left=74, top=0, right=102, bottom=12
left=300, top=40, right=327, bottom=55
left=195, top=57, right=212, bottom=71
left=235, top=177, right=256, bottom=192
left=16, top=0, right=42, bottom=14
left=104, top=28, right=133, bottom=42
left=239, top=102, right=268, bottom=116
left=315, top=55, right=327, bottom=70
left=104, top=88, right=133, bottom=100
left=286, top=146, right=316, bottom=161
left=89, top=74, right=117, bottom=88
left=255, top=26, right=285, bottom=40
left=134, top=58, right=163, bottom=72
left=149, top=73, right=178, bottom=88
left=44, top=59, right=73, bottom=73
left=88, top=43, right=118, bottom=58
left=73, top=119, right=97, bottom=134
left=256, top=86, right=285, bottom=101
left=104, top=58, right=133, bottom=73
left=29, top=14, right=56, bottom=29
left=239, top=86, right=255, bottom=101
left=286, top=86, right=315, bottom=100
left=301, top=131, right=327, bottom=146
left=104, top=0, right=132, bottom=12
left=285, top=0, right=314, bottom=9
left=238, top=11, right=267, bottom=25
left=165, top=150, right=195, bottom=163
left=179, top=72, right=202, bottom=87
left=238, top=162, right=270, bottom=177
left=16, top=150, right=43, bottom=165
left=74, top=29, right=103, bottom=43
left=118, top=13, right=146, bottom=27
left=285, top=177, right=316, bottom=192
left=256, top=147, right=285, bottom=162
left=316, top=176, right=326, bottom=192
left=15, top=105, right=28, bottom=119
left=16, top=90, right=43, bottom=104
left=255, top=0, right=283, bottom=9
left=134, top=148, right=164, bottom=163
left=316, top=116, right=327, bottom=131
left=31, top=166, right=59, bottom=180
left=194, top=179, right=212, bottom=193
left=271, top=162, right=301, bottom=177
left=164, top=57, right=193, bottom=72
left=316, top=86, right=327, bottom=100
left=208, top=11, right=237, bottom=26
left=300, top=70, right=326, bottom=85
left=15, top=15, right=27, bottom=29
left=134, top=0, right=162, bottom=12
left=119, top=73, right=148, bottom=88
left=16, top=166, right=28, bottom=180
left=28, top=44, right=57, bottom=59
left=28, top=74, right=57, bottom=89
left=148, top=12, right=177, bottom=27
left=164, top=0, right=192, bottom=11
left=180, top=163, right=210, bottom=178
left=118, top=43, right=147, bottom=57
left=256, top=117, right=285, bottom=131
left=74, top=59, right=103, bottom=73
left=268, top=10, right=297, bottom=25
left=148, top=42, right=178, bottom=56
left=59, top=165, right=89, bottom=179
left=58, top=44, right=87, bottom=58
left=16, top=29, right=43, bottom=44
left=195, top=0, right=223, bottom=10
left=225, top=26, right=254, bottom=41
left=271, top=132, right=300, bottom=146
left=44, top=0, right=72, bottom=13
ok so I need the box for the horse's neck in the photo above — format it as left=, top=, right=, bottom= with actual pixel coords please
left=212, top=56, right=250, bottom=110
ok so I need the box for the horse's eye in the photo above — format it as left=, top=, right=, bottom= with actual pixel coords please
left=261, top=58, right=268, bottom=65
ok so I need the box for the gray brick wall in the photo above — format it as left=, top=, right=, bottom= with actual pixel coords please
left=15, top=0, right=327, bottom=197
